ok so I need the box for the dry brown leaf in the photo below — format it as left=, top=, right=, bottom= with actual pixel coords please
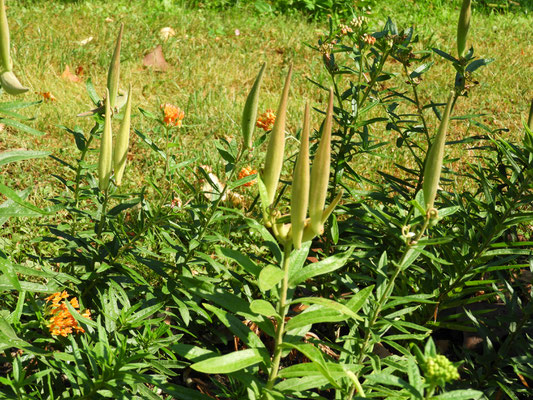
left=61, top=65, right=82, bottom=83
left=142, top=45, right=169, bottom=71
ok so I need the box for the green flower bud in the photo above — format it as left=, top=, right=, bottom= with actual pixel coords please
left=423, top=92, right=454, bottom=212
left=262, top=64, right=292, bottom=207
left=309, top=88, right=333, bottom=235
left=426, top=354, right=460, bottom=383
left=113, top=84, right=132, bottom=186
left=98, top=89, right=113, bottom=191
left=291, top=103, right=311, bottom=249
left=242, top=62, right=266, bottom=150
left=0, top=0, right=12, bottom=71
left=107, top=23, right=123, bottom=109
left=457, top=0, right=472, bottom=58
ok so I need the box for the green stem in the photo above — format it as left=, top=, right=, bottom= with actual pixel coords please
left=96, top=189, right=109, bottom=239
left=263, top=242, right=293, bottom=396
left=347, top=215, right=431, bottom=397
left=180, top=147, right=246, bottom=267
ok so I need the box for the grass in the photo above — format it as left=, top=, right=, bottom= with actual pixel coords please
left=1, top=0, right=532, bottom=210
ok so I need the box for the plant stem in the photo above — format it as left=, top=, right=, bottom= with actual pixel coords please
left=347, top=216, right=430, bottom=397
left=263, top=242, right=293, bottom=396
left=96, top=188, right=109, bottom=239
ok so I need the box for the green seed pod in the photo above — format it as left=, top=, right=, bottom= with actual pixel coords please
left=0, top=70, right=28, bottom=95
left=242, top=62, right=266, bottom=150
left=113, top=84, right=132, bottom=186
left=0, top=0, right=11, bottom=71
left=309, top=88, right=333, bottom=235
left=291, top=103, right=311, bottom=249
left=423, top=92, right=454, bottom=211
left=527, top=99, right=533, bottom=131
left=98, top=89, right=113, bottom=191
left=107, top=23, right=123, bottom=109
left=457, top=0, right=472, bottom=58
left=262, top=64, right=292, bottom=207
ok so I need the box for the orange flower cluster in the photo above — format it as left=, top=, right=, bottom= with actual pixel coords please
left=45, top=291, right=91, bottom=337
left=238, top=166, right=257, bottom=187
left=160, top=103, right=185, bottom=127
left=256, top=109, right=276, bottom=131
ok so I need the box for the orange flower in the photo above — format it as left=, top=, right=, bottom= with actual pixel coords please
left=238, top=166, right=257, bottom=187
left=160, top=103, right=185, bottom=127
left=362, top=34, right=376, bottom=46
left=256, top=109, right=276, bottom=131
left=45, top=291, right=91, bottom=337
left=36, top=91, right=56, bottom=101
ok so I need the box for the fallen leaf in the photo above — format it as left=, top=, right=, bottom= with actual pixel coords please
left=61, top=65, right=82, bottom=83
left=159, top=27, right=176, bottom=41
left=75, top=66, right=84, bottom=77
left=105, top=17, right=114, bottom=23
left=77, top=36, right=93, bottom=46
left=142, top=45, right=169, bottom=71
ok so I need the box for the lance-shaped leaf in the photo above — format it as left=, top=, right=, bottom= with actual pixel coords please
left=107, top=23, right=123, bottom=109
left=457, top=0, right=472, bottom=58
left=262, top=64, right=292, bottom=207
left=309, top=88, right=333, bottom=235
left=423, top=92, right=454, bottom=211
left=98, top=89, right=113, bottom=191
left=291, top=103, right=311, bottom=249
left=113, top=84, right=132, bottom=186
left=0, top=0, right=11, bottom=71
left=242, top=62, right=266, bottom=150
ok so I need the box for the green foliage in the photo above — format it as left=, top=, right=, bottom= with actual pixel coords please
left=1, top=0, right=532, bottom=399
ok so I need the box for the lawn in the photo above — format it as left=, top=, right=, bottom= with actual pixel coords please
left=1, top=0, right=532, bottom=399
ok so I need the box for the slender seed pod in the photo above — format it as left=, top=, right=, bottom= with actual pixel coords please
left=0, top=0, right=11, bottom=71
left=321, top=190, right=343, bottom=224
left=527, top=99, right=533, bottom=131
left=242, top=62, right=266, bottom=150
left=107, top=23, right=123, bottom=109
left=0, top=70, right=28, bottom=95
left=423, top=92, right=454, bottom=212
left=309, top=88, right=333, bottom=235
left=98, top=89, right=113, bottom=191
left=291, top=103, right=311, bottom=249
left=262, top=64, right=292, bottom=207
left=457, top=0, right=472, bottom=58
left=113, top=84, right=132, bottom=186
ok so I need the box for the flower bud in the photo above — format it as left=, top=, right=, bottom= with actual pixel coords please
left=242, top=62, right=266, bottom=150
left=107, top=23, right=123, bottom=109
left=291, top=103, right=311, bottom=249
left=423, top=92, right=454, bottom=211
left=309, top=88, right=333, bottom=235
left=113, top=84, right=132, bottom=186
left=457, top=0, right=472, bottom=58
left=0, top=0, right=11, bottom=71
left=262, top=64, right=292, bottom=207
left=98, top=89, right=113, bottom=191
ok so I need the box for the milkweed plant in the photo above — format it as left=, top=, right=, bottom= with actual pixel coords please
left=1, top=0, right=532, bottom=399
